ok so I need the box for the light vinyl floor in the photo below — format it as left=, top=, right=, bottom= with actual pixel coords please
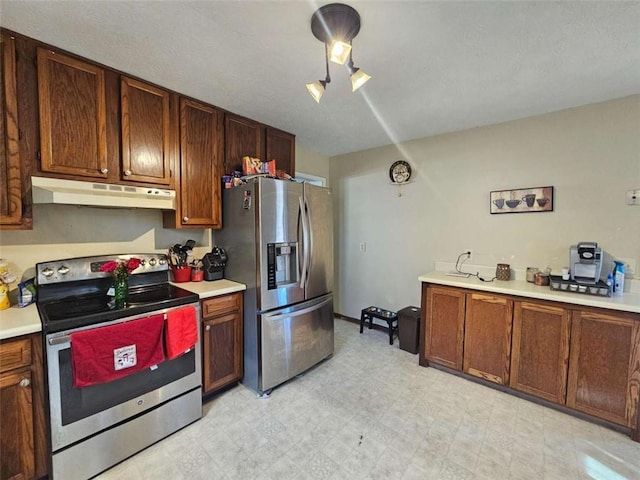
left=97, top=319, right=640, bottom=480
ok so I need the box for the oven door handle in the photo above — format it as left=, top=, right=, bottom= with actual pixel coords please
left=48, top=335, right=71, bottom=346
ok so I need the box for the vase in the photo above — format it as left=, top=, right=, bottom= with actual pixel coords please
left=114, top=276, right=129, bottom=308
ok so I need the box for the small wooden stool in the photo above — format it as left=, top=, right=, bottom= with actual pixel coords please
left=360, top=306, right=398, bottom=345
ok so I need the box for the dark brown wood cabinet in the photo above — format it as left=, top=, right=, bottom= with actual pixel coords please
left=510, top=301, right=571, bottom=404
left=120, top=77, right=171, bottom=186
left=224, top=114, right=296, bottom=177
left=567, top=309, right=640, bottom=427
left=0, top=33, right=23, bottom=228
left=265, top=126, right=295, bottom=176
left=423, top=284, right=465, bottom=370
left=463, top=293, right=513, bottom=385
left=201, top=292, right=243, bottom=395
left=164, top=98, right=223, bottom=229
left=224, top=113, right=263, bottom=175
left=37, top=47, right=108, bottom=179
left=0, top=334, right=47, bottom=480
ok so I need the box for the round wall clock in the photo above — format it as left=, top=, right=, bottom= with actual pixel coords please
left=389, top=160, right=412, bottom=184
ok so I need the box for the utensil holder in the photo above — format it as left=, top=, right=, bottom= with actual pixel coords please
left=172, top=267, right=192, bottom=283
left=496, top=263, right=511, bottom=281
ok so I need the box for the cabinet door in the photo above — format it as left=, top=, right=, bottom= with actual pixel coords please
left=224, top=113, right=263, bottom=174
left=567, top=310, right=640, bottom=426
left=0, top=33, right=23, bottom=227
left=202, top=310, right=243, bottom=395
left=463, top=293, right=513, bottom=385
left=178, top=98, right=222, bottom=228
left=37, top=48, right=108, bottom=179
left=425, top=285, right=465, bottom=370
left=120, top=77, right=171, bottom=185
left=510, top=301, right=570, bottom=404
left=265, top=126, right=295, bottom=176
left=0, top=369, right=34, bottom=480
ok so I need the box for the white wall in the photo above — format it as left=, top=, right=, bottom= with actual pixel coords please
left=330, top=96, right=640, bottom=319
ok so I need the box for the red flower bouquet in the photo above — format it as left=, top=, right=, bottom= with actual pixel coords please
left=100, top=258, right=141, bottom=280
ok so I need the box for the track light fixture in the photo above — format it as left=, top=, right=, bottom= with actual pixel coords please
left=306, top=3, right=371, bottom=103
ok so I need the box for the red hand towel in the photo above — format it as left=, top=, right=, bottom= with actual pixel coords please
left=70, top=314, right=165, bottom=388
left=165, top=306, right=198, bottom=360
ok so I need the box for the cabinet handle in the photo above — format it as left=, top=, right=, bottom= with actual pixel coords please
left=124, top=170, right=132, bottom=176
left=19, top=378, right=30, bottom=387
left=205, top=325, right=211, bottom=331
left=183, top=216, right=189, bottom=222
left=100, top=168, right=108, bottom=174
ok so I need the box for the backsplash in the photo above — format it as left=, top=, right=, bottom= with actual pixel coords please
left=0, top=204, right=211, bottom=284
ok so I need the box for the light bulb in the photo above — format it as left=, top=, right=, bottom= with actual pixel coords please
left=329, top=40, right=351, bottom=65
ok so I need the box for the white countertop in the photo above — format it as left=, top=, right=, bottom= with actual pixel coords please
left=0, top=279, right=247, bottom=341
left=0, top=303, right=41, bottom=341
left=171, top=279, right=246, bottom=298
left=419, top=271, right=640, bottom=314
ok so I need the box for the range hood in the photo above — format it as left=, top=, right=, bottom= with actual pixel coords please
left=31, top=176, right=176, bottom=210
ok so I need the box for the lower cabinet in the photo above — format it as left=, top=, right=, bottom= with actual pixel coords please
left=510, top=301, right=571, bottom=404
left=423, top=285, right=465, bottom=370
left=0, top=333, right=47, bottom=480
left=201, top=292, right=243, bottom=395
left=567, top=309, right=640, bottom=427
left=421, top=281, right=640, bottom=440
left=463, top=293, right=513, bottom=385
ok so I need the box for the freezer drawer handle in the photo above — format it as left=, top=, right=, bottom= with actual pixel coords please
left=265, top=296, right=332, bottom=322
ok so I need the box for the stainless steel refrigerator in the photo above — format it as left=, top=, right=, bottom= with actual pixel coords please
left=216, top=177, right=334, bottom=396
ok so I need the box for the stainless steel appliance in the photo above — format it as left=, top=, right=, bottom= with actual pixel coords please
left=570, top=241, right=607, bottom=284
left=36, top=254, right=202, bottom=480
left=216, top=177, right=334, bottom=396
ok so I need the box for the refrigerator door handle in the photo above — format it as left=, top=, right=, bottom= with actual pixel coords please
left=299, top=195, right=309, bottom=288
left=264, top=295, right=333, bottom=322
left=304, top=196, right=314, bottom=278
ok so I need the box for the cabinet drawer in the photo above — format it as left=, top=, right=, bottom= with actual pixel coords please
left=0, top=337, right=32, bottom=373
left=202, top=293, right=242, bottom=318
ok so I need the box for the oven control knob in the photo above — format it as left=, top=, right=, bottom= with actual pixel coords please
left=148, top=258, right=157, bottom=266
left=158, top=258, right=167, bottom=265
left=57, top=265, right=70, bottom=275
left=42, top=267, right=54, bottom=277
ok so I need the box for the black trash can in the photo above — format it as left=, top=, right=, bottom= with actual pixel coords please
left=397, top=306, right=421, bottom=354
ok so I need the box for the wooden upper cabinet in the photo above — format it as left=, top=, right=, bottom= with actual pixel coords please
left=37, top=48, right=108, bottom=179
left=424, top=285, right=465, bottom=370
left=169, top=98, right=222, bottom=229
left=0, top=33, right=23, bottom=226
left=224, top=113, right=263, bottom=175
left=510, top=301, right=571, bottom=404
left=265, top=126, right=295, bottom=176
left=120, top=77, right=171, bottom=185
left=567, top=309, right=640, bottom=427
left=463, top=293, right=513, bottom=385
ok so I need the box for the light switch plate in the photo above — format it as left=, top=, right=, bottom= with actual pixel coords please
left=626, top=190, right=640, bottom=205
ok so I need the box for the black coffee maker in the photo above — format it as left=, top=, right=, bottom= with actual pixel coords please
left=202, top=246, right=227, bottom=281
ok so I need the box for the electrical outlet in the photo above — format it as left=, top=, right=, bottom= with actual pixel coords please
left=463, top=249, right=473, bottom=263
left=617, top=258, right=637, bottom=277
left=359, top=242, right=366, bottom=253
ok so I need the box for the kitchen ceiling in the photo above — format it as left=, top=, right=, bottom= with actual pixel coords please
left=1, top=1, right=639, bottom=158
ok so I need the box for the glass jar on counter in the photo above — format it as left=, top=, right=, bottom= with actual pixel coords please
left=191, top=266, right=204, bottom=282
left=534, top=270, right=550, bottom=286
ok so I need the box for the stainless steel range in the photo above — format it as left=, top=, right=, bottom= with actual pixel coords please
left=36, top=254, right=202, bottom=480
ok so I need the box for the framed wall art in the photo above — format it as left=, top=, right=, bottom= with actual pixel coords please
left=490, top=186, right=554, bottom=214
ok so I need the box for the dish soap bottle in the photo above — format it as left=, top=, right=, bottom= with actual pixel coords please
left=612, top=261, right=625, bottom=296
